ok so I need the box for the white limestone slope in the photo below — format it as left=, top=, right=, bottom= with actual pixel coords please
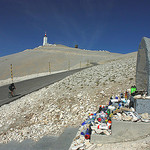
left=0, top=44, right=123, bottom=81
left=0, top=52, right=137, bottom=144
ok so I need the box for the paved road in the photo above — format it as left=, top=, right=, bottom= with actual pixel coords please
left=0, top=67, right=90, bottom=107
left=0, top=68, right=82, bottom=150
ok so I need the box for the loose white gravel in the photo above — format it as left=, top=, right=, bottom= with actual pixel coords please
left=1, top=52, right=149, bottom=149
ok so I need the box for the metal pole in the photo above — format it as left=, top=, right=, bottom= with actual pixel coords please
left=49, top=62, right=51, bottom=74
left=10, top=64, right=13, bottom=83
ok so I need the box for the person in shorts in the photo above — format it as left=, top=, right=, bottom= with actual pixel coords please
left=9, top=83, right=16, bottom=97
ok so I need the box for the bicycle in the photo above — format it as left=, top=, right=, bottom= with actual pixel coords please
left=8, top=89, right=16, bottom=98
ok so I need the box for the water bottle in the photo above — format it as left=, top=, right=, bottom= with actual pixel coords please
left=102, top=106, right=105, bottom=111
left=105, top=118, right=108, bottom=123
left=97, top=117, right=102, bottom=122
left=99, top=105, right=102, bottom=112
left=118, top=103, right=122, bottom=108
left=101, top=117, right=106, bottom=123
left=107, top=109, right=110, bottom=115
left=131, top=86, right=134, bottom=94
left=91, top=114, right=96, bottom=121
left=107, top=120, right=112, bottom=129
left=85, top=134, right=90, bottom=139
left=81, top=130, right=86, bottom=135
left=84, top=128, right=90, bottom=139
left=109, top=100, right=112, bottom=105
left=109, top=113, right=113, bottom=118
left=97, top=124, right=108, bottom=130
left=82, top=114, right=96, bottom=126
left=120, top=93, right=123, bottom=98
left=81, top=118, right=91, bottom=126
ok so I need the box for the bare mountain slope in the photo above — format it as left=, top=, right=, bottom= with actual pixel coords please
left=0, top=44, right=126, bottom=80
left=0, top=46, right=142, bottom=148
left=0, top=51, right=138, bottom=145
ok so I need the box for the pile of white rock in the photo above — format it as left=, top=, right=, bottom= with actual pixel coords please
left=69, top=100, right=150, bottom=150
left=69, top=112, right=150, bottom=150
left=0, top=54, right=136, bottom=143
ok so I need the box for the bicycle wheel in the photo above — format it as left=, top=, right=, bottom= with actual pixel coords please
left=13, top=90, right=16, bottom=97
left=8, top=92, right=12, bottom=98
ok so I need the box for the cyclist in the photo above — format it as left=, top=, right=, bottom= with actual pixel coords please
left=9, top=83, right=16, bottom=97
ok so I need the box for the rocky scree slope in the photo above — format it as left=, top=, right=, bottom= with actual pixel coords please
left=0, top=53, right=136, bottom=143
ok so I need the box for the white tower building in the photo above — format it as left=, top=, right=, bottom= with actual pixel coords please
left=43, top=33, right=48, bottom=46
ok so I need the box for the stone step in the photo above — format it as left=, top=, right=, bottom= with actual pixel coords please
left=91, top=119, right=150, bottom=144
left=0, top=127, right=78, bottom=150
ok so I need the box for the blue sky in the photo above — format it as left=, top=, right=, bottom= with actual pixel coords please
left=1, top=0, right=150, bottom=57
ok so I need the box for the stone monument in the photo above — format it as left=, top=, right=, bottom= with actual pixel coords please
left=136, top=37, right=150, bottom=114
left=136, top=37, right=150, bottom=95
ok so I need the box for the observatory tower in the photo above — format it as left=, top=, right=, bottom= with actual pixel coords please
left=43, top=33, right=48, bottom=46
